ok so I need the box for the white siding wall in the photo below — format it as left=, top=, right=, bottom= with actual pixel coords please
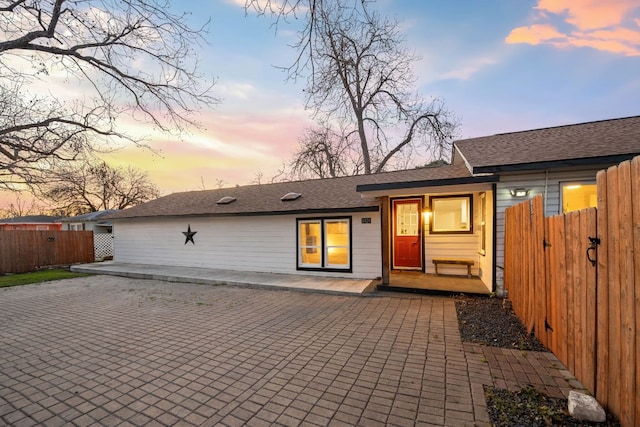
left=113, top=212, right=381, bottom=279
left=494, top=167, right=603, bottom=294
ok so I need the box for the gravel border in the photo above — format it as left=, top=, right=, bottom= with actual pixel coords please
left=454, top=294, right=547, bottom=351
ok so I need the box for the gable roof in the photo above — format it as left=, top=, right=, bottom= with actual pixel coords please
left=454, top=115, right=640, bottom=174
left=106, top=164, right=480, bottom=220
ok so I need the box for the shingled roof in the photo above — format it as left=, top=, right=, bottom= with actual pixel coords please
left=0, top=215, right=62, bottom=224
left=454, top=115, right=640, bottom=173
left=107, top=164, right=477, bottom=220
left=59, top=210, right=119, bottom=223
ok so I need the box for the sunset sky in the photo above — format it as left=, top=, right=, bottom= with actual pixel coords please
left=3, top=0, right=640, bottom=208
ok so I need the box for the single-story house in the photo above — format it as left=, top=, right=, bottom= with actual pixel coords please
left=106, top=115, right=640, bottom=295
left=59, top=210, right=118, bottom=233
left=60, top=210, right=118, bottom=261
left=0, top=215, right=62, bottom=231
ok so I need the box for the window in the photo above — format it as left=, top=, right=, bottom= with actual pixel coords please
left=430, top=195, right=473, bottom=234
left=69, top=223, right=83, bottom=231
left=561, top=182, right=597, bottom=213
left=479, top=192, right=487, bottom=255
left=396, top=202, right=419, bottom=236
left=297, top=218, right=351, bottom=271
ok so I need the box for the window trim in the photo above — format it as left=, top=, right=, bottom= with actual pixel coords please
left=296, top=217, right=352, bottom=272
left=429, top=194, right=473, bottom=235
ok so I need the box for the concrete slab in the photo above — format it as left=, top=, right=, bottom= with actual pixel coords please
left=71, top=261, right=378, bottom=295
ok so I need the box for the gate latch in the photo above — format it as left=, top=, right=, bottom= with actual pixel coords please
left=586, top=236, right=600, bottom=267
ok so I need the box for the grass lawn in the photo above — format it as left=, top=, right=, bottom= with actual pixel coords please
left=0, top=269, right=91, bottom=288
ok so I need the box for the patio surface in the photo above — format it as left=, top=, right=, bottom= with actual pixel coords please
left=0, top=275, right=585, bottom=426
left=71, top=262, right=378, bottom=295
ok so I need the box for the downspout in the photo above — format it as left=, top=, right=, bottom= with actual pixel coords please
left=544, top=169, right=549, bottom=214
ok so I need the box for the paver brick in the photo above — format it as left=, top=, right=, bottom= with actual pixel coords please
left=0, top=275, right=523, bottom=426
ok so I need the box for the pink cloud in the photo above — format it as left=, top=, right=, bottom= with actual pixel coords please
left=536, top=0, right=638, bottom=30
left=506, top=1, right=640, bottom=56
left=105, top=108, right=313, bottom=194
left=506, top=24, right=568, bottom=45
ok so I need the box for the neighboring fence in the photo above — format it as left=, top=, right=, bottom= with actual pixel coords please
left=504, top=155, right=639, bottom=427
left=0, top=230, right=95, bottom=274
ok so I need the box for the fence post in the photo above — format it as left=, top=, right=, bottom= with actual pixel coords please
left=631, top=156, right=640, bottom=426
left=617, top=160, right=636, bottom=427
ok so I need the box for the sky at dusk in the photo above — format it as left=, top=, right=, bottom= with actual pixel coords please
left=3, top=0, right=640, bottom=208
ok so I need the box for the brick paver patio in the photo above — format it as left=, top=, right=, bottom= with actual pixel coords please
left=1, top=275, right=584, bottom=426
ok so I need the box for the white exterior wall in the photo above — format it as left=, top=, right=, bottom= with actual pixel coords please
left=113, top=211, right=381, bottom=279
left=494, top=166, right=603, bottom=294
left=63, top=222, right=101, bottom=232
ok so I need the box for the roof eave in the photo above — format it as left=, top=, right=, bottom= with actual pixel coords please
left=356, top=175, right=498, bottom=193
left=108, top=205, right=381, bottom=221
left=471, top=153, right=640, bottom=174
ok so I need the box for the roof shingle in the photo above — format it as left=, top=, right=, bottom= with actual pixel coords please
left=106, top=164, right=474, bottom=220
left=455, top=115, right=640, bottom=173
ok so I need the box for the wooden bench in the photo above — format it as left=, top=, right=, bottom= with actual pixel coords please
left=432, top=258, right=474, bottom=278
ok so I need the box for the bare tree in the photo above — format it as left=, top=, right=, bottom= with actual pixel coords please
left=291, top=125, right=362, bottom=179
left=247, top=0, right=457, bottom=174
left=40, top=160, right=160, bottom=214
left=0, top=0, right=215, bottom=190
left=0, top=193, right=46, bottom=218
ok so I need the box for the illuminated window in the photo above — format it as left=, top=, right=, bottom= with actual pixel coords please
left=430, top=195, right=473, bottom=234
left=561, top=182, right=597, bottom=213
left=297, top=218, right=351, bottom=271
left=479, top=192, right=487, bottom=256
left=396, top=202, right=419, bottom=236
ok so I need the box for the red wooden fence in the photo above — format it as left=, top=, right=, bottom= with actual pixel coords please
left=0, top=230, right=94, bottom=274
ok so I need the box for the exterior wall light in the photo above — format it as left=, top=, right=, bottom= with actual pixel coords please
left=510, top=188, right=530, bottom=197
left=422, top=208, right=431, bottom=222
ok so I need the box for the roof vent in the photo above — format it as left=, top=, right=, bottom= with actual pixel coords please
left=280, top=192, right=302, bottom=201
left=216, top=196, right=237, bottom=205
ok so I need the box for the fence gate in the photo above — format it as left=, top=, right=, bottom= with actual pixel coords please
left=504, top=155, right=640, bottom=427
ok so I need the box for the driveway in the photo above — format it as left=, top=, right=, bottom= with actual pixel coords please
left=0, top=276, right=490, bottom=426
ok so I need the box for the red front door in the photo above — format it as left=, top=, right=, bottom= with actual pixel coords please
left=392, top=199, right=422, bottom=269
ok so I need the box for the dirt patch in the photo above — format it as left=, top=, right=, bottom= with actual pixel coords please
left=486, top=385, right=620, bottom=427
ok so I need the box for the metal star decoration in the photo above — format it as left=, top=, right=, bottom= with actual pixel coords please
left=182, top=225, right=197, bottom=245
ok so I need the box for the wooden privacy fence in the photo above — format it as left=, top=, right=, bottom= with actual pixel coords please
left=0, top=230, right=94, bottom=274
left=504, top=155, right=640, bottom=427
